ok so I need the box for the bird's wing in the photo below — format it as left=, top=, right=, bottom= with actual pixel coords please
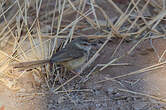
left=50, top=48, right=84, bottom=63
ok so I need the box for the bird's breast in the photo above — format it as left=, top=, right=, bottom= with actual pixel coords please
left=62, top=55, right=87, bottom=70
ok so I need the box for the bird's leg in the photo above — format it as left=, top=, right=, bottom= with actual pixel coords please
left=70, top=70, right=82, bottom=78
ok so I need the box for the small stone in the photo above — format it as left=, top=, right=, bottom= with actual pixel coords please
left=58, top=96, right=66, bottom=104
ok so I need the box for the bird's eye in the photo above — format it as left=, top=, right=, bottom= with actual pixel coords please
left=82, top=43, right=89, bottom=46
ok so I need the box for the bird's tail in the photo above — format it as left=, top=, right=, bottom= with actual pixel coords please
left=10, top=59, right=50, bottom=68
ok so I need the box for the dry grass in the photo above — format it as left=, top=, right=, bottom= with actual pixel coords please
left=0, top=0, right=166, bottom=109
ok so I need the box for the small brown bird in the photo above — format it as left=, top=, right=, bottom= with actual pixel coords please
left=11, top=37, right=92, bottom=71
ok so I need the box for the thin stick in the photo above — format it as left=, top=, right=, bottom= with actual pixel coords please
left=118, top=88, right=166, bottom=103
left=96, top=61, right=166, bottom=83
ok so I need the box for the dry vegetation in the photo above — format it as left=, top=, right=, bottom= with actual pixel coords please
left=0, top=0, right=166, bottom=110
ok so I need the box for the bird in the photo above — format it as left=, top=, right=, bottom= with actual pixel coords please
left=10, top=37, right=92, bottom=71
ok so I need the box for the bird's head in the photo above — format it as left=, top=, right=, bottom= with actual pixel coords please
left=72, top=37, right=92, bottom=52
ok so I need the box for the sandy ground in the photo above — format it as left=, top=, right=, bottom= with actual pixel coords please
left=1, top=38, right=165, bottom=110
